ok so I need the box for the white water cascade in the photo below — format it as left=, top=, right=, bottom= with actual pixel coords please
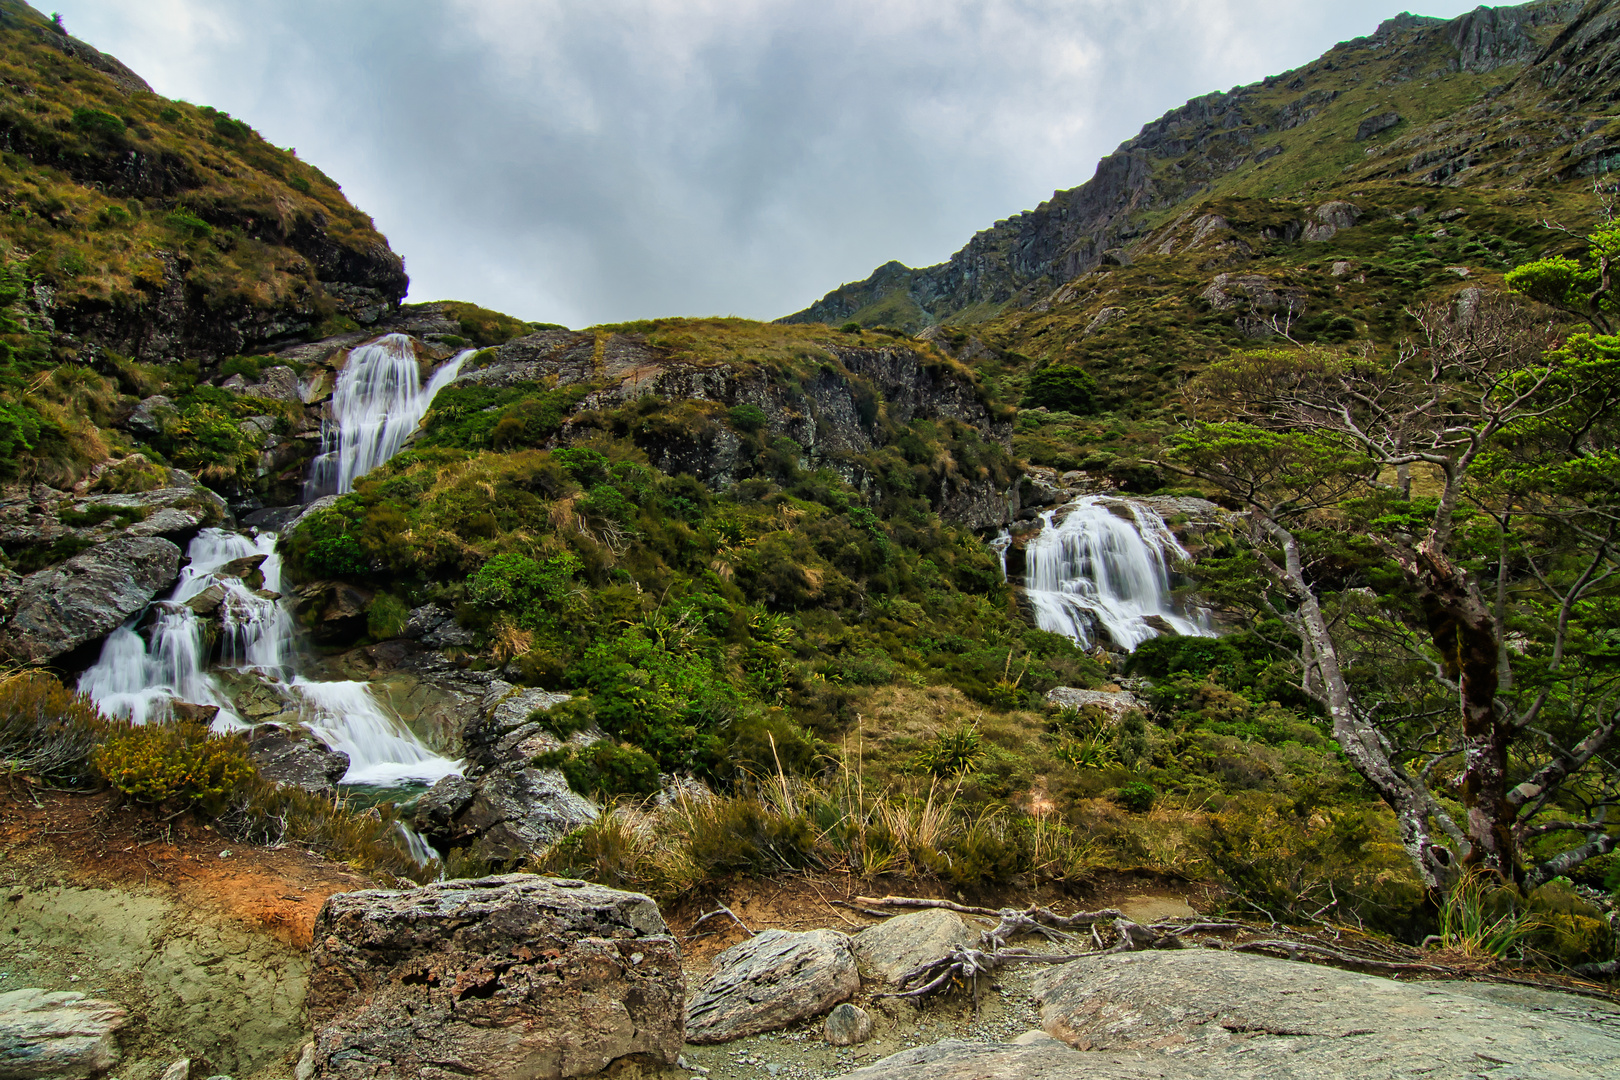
left=304, top=335, right=471, bottom=499
left=1022, top=497, right=1212, bottom=650
left=80, top=529, right=286, bottom=729
left=80, top=334, right=471, bottom=788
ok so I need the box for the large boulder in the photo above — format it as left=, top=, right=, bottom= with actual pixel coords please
left=309, top=875, right=684, bottom=1080
left=685, top=929, right=860, bottom=1044
left=851, top=909, right=979, bottom=987
left=1032, top=950, right=1620, bottom=1076
left=0, top=535, right=182, bottom=664
left=0, top=988, right=129, bottom=1079
left=1044, top=686, right=1143, bottom=720
left=246, top=724, right=351, bottom=792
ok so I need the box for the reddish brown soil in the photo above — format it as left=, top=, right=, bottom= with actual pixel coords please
left=0, top=784, right=369, bottom=948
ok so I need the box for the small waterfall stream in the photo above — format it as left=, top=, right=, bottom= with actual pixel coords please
left=80, top=336, right=468, bottom=788
left=305, top=335, right=471, bottom=499
left=1021, top=497, right=1211, bottom=650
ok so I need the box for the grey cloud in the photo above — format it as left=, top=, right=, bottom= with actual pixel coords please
left=60, top=0, right=1486, bottom=326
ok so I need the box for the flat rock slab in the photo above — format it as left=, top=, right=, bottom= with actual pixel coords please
left=832, top=1039, right=1184, bottom=1080
left=309, top=874, right=684, bottom=1079
left=0, top=988, right=129, bottom=1080
left=851, top=909, right=978, bottom=987
left=1033, top=949, right=1620, bottom=1078
left=686, top=929, right=859, bottom=1044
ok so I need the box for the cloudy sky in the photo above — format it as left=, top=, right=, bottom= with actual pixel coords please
left=58, top=1, right=1484, bottom=327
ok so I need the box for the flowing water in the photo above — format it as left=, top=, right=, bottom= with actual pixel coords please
left=304, top=335, right=472, bottom=499
left=1022, top=497, right=1212, bottom=650
left=81, top=336, right=468, bottom=787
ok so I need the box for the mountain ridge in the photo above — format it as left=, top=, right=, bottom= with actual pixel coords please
left=780, top=0, right=1611, bottom=332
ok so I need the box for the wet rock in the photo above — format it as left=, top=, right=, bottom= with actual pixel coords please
left=852, top=909, right=978, bottom=988
left=685, top=929, right=859, bottom=1044
left=824, top=1003, right=874, bottom=1046
left=0, top=988, right=129, bottom=1079
left=309, top=874, right=684, bottom=1080
left=293, top=580, right=373, bottom=646
left=169, top=701, right=220, bottom=725
left=214, top=555, right=267, bottom=589
left=0, top=536, right=182, bottom=664
left=70, top=483, right=231, bottom=543
left=1045, top=686, right=1142, bottom=719
left=247, top=724, right=350, bottom=792
left=1033, top=950, right=1620, bottom=1074
left=185, top=583, right=228, bottom=618
left=222, top=365, right=302, bottom=405
left=412, top=774, right=477, bottom=839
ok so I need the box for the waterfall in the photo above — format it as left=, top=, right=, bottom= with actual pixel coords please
left=81, top=334, right=472, bottom=788
left=304, top=335, right=471, bottom=499
left=81, top=529, right=287, bottom=729
left=1022, top=497, right=1211, bottom=650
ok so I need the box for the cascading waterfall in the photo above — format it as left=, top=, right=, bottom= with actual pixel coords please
left=304, top=335, right=472, bottom=499
left=81, top=336, right=471, bottom=788
left=81, top=530, right=284, bottom=729
left=1022, top=497, right=1212, bottom=650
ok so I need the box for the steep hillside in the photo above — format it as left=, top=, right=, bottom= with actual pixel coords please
left=783, top=0, right=1614, bottom=332
left=0, top=0, right=406, bottom=363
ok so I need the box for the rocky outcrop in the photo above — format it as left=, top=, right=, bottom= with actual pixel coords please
left=292, top=580, right=373, bottom=646
left=823, top=1003, right=874, bottom=1046
left=413, top=682, right=597, bottom=862
left=458, top=330, right=1016, bottom=525
left=685, top=929, right=860, bottom=1044
left=0, top=535, right=181, bottom=664
left=0, top=988, right=129, bottom=1080
left=1045, top=687, right=1143, bottom=719
left=309, top=875, right=685, bottom=1080
left=851, top=909, right=978, bottom=987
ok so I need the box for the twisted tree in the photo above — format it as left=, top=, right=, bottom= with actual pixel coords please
left=1162, top=223, right=1620, bottom=890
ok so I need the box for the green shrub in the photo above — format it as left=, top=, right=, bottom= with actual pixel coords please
left=728, top=404, right=769, bottom=432
left=540, top=741, right=661, bottom=799
left=92, top=456, right=169, bottom=493
left=219, top=356, right=263, bottom=381
left=915, top=724, right=983, bottom=777
left=165, top=209, right=214, bottom=240
left=1114, top=780, right=1156, bottom=813
left=1024, top=365, right=1099, bottom=414
left=93, top=721, right=256, bottom=815
left=71, top=107, right=125, bottom=137
left=532, top=698, right=595, bottom=738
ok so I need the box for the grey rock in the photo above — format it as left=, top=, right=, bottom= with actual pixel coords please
left=1330, top=260, right=1353, bottom=276
left=293, top=1042, right=315, bottom=1080
left=402, top=603, right=475, bottom=648
left=159, top=1058, right=190, bottom=1080
left=0, top=988, right=129, bottom=1080
left=184, top=583, right=228, bottom=618
left=223, top=365, right=302, bottom=405
left=1199, top=273, right=1305, bottom=314
left=293, top=580, right=373, bottom=646
left=120, top=395, right=173, bottom=439
left=1082, top=306, right=1126, bottom=336
left=852, top=909, right=978, bottom=987
left=832, top=1040, right=1143, bottom=1080
left=309, top=874, right=684, bottom=1079
left=246, top=724, right=351, bottom=792
left=824, top=1003, right=874, bottom=1046
left=452, top=765, right=597, bottom=863
left=685, top=929, right=860, bottom=1044
left=1302, top=200, right=1361, bottom=242
left=0, top=536, right=182, bottom=664
left=71, top=484, right=231, bottom=542
left=412, top=774, right=476, bottom=840
left=1045, top=686, right=1143, bottom=719
left=1033, top=949, right=1620, bottom=1076
left=1355, top=111, right=1401, bottom=140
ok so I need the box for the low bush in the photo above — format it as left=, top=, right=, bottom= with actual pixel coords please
left=93, top=721, right=255, bottom=816
left=0, top=670, right=104, bottom=785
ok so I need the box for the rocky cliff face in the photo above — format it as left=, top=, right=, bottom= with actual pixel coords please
left=457, top=326, right=1019, bottom=527
left=781, top=0, right=1600, bottom=331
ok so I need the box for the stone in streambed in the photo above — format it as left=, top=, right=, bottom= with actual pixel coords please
left=851, top=908, right=978, bottom=987
left=309, top=874, right=684, bottom=1079
left=246, top=724, right=350, bottom=792
left=685, top=929, right=859, bottom=1044
left=0, top=988, right=129, bottom=1080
